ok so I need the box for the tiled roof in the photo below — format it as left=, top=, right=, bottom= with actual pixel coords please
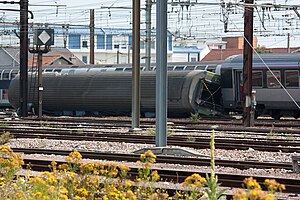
left=1, top=47, right=84, bottom=65
left=28, top=55, right=72, bottom=67
left=202, top=49, right=243, bottom=61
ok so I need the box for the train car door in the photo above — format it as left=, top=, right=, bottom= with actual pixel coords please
left=234, top=70, right=243, bottom=106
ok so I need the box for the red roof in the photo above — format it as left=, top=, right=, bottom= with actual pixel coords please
left=28, top=55, right=70, bottom=67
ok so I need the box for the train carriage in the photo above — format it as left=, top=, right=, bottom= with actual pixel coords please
left=8, top=70, right=223, bottom=117
left=217, top=53, right=300, bottom=119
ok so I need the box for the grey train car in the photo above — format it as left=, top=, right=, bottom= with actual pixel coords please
left=0, top=61, right=221, bottom=108
left=8, top=70, right=223, bottom=117
left=216, top=53, right=300, bottom=119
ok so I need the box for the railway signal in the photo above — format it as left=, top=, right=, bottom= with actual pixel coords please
left=30, top=29, right=54, bottom=119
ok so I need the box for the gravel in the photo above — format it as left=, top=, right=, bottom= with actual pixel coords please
left=5, top=138, right=300, bottom=179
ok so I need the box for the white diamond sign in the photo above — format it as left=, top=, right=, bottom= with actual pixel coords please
left=34, top=29, right=54, bottom=46
left=38, top=31, right=51, bottom=44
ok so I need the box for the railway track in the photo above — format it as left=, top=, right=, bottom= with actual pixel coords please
left=0, top=117, right=299, bottom=135
left=4, top=128, right=300, bottom=153
left=16, top=148, right=299, bottom=194
left=13, top=148, right=293, bottom=170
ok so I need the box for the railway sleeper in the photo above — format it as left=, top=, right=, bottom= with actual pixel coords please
left=292, top=155, right=300, bottom=173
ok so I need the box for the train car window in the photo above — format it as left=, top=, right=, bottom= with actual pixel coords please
left=2, top=89, right=8, bottom=100
left=252, top=71, right=263, bottom=87
left=2, top=70, right=10, bottom=80
left=115, top=68, right=124, bottom=71
left=195, top=66, right=204, bottom=70
left=174, top=66, right=184, bottom=71
left=285, top=70, right=299, bottom=88
left=54, top=69, right=62, bottom=73
left=185, top=66, right=195, bottom=70
left=168, top=66, right=174, bottom=71
left=124, top=68, right=132, bottom=72
left=44, top=69, right=54, bottom=72
left=11, top=70, right=19, bottom=79
left=267, top=71, right=281, bottom=88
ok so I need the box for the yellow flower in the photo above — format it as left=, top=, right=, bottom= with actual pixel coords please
left=182, top=173, right=206, bottom=187
left=151, top=170, right=160, bottom=182
left=233, top=189, right=247, bottom=200
left=249, top=188, right=265, bottom=199
left=243, top=177, right=261, bottom=189
left=59, top=194, right=68, bottom=200
left=59, top=187, right=68, bottom=195
left=77, top=187, right=88, bottom=197
left=126, top=190, right=136, bottom=200
left=43, top=196, right=50, bottom=200
left=265, top=193, right=276, bottom=200
left=32, top=192, right=43, bottom=197
left=264, top=179, right=285, bottom=192
left=126, top=180, right=134, bottom=188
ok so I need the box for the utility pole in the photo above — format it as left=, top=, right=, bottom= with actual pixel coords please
left=243, top=0, right=254, bottom=127
left=145, top=0, right=152, bottom=71
left=19, top=0, right=29, bottom=117
left=132, top=0, right=141, bottom=129
left=90, top=9, right=95, bottom=64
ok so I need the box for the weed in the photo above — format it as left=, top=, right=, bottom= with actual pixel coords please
left=204, top=130, right=227, bottom=199
left=190, top=112, right=201, bottom=121
left=145, top=127, right=173, bottom=137
left=186, top=136, right=196, bottom=142
left=0, top=121, right=8, bottom=129
left=0, top=132, right=13, bottom=145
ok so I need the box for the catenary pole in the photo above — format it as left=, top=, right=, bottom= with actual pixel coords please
left=243, top=0, right=254, bottom=127
left=156, top=0, right=167, bottom=147
left=145, top=0, right=152, bottom=71
left=20, top=0, right=29, bottom=117
left=90, top=9, right=95, bottom=64
left=132, top=0, right=141, bottom=129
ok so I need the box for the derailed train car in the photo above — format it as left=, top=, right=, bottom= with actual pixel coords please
left=8, top=70, right=223, bottom=117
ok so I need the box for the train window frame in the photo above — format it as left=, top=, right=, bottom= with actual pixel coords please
left=2, top=70, right=10, bottom=80
left=285, top=70, right=299, bottom=88
left=174, top=66, right=184, bottom=71
left=267, top=70, right=281, bottom=88
left=252, top=71, right=263, bottom=88
left=185, top=66, right=196, bottom=70
left=10, top=70, right=19, bottom=79
left=168, top=66, right=174, bottom=71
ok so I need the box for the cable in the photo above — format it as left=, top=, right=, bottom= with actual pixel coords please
left=228, top=16, right=300, bottom=110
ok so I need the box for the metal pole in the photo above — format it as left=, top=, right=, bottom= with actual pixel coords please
left=243, top=0, right=254, bottom=127
left=132, top=0, right=140, bottom=129
left=156, top=0, right=167, bottom=147
left=37, top=49, right=43, bottom=118
left=145, top=0, right=152, bottom=71
left=19, top=0, right=28, bottom=117
left=287, top=33, right=290, bottom=53
left=90, top=9, right=95, bottom=64
left=117, top=50, right=120, bottom=64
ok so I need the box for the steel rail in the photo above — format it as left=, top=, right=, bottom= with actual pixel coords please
left=13, top=148, right=293, bottom=170
left=4, top=129, right=300, bottom=153
left=21, top=155, right=300, bottom=194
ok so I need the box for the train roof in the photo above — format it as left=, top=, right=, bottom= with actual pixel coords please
left=222, top=52, right=300, bottom=69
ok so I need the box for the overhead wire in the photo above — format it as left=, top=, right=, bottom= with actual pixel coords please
left=228, top=14, right=300, bottom=110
